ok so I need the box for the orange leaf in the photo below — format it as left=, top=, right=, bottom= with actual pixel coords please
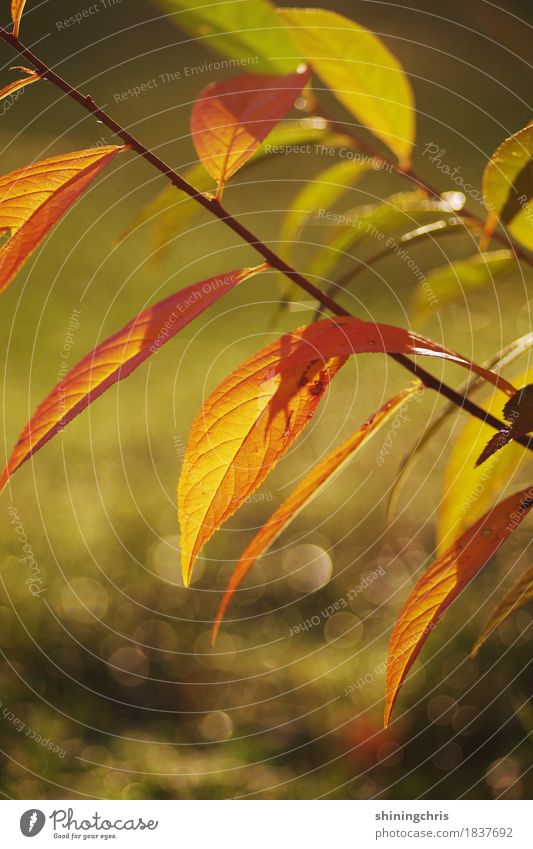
left=0, top=146, right=126, bottom=294
left=212, top=382, right=423, bottom=643
left=11, top=0, right=26, bottom=37
left=179, top=316, right=515, bottom=587
left=385, top=486, right=533, bottom=727
left=471, top=562, right=533, bottom=656
left=0, top=266, right=266, bottom=492
left=0, top=66, right=41, bottom=101
left=191, top=66, right=310, bottom=198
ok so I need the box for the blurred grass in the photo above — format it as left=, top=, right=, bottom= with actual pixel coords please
left=0, top=0, right=531, bottom=800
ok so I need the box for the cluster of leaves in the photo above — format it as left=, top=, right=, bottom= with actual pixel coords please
left=1, top=0, right=533, bottom=726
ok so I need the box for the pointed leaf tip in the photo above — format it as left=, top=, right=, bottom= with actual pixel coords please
left=384, top=486, right=533, bottom=727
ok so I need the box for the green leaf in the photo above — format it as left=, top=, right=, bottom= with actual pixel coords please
left=437, top=366, right=533, bottom=554
left=277, top=7, right=415, bottom=165
left=411, top=249, right=515, bottom=323
left=306, top=191, right=463, bottom=285
left=156, top=0, right=300, bottom=74
left=121, top=119, right=338, bottom=262
left=280, top=156, right=380, bottom=265
left=483, top=123, right=533, bottom=249
left=387, top=331, right=533, bottom=521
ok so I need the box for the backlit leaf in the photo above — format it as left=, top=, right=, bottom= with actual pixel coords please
left=212, top=382, right=422, bottom=642
left=179, top=316, right=514, bottom=586
left=191, top=67, right=310, bottom=197
left=385, top=486, right=533, bottom=726
left=0, top=66, right=40, bottom=102
left=483, top=123, right=533, bottom=250
left=0, top=266, right=265, bottom=492
left=472, top=563, right=533, bottom=656
left=280, top=157, right=380, bottom=265
left=307, top=191, right=466, bottom=287
left=437, top=367, right=533, bottom=553
left=277, top=7, right=415, bottom=165
left=411, top=250, right=515, bottom=322
left=0, top=146, right=126, bottom=294
left=11, top=0, right=26, bottom=37
left=388, top=332, right=533, bottom=521
left=155, top=0, right=300, bottom=74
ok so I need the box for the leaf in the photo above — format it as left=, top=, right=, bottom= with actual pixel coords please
left=121, top=119, right=338, bottom=262
left=307, top=191, right=466, bottom=287
left=476, top=383, right=533, bottom=467
left=387, top=332, right=533, bottom=521
left=0, top=266, right=266, bottom=492
left=472, top=563, right=533, bottom=656
left=437, top=366, right=533, bottom=553
left=277, top=7, right=415, bottom=165
left=155, top=0, right=300, bottom=74
left=411, top=250, right=515, bottom=322
left=483, top=123, right=533, bottom=250
left=0, top=66, right=41, bottom=102
left=0, top=146, right=126, bottom=294
left=191, top=67, right=310, bottom=197
left=280, top=157, right=380, bottom=265
left=212, top=382, right=423, bottom=642
left=385, top=485, right=533, bottom=726
left=178, top=316, right=514, bottom=586
left=11, top=0, right=26, bottom=37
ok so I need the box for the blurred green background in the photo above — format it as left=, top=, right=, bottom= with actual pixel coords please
left=0, top=0, right=531, bottom=799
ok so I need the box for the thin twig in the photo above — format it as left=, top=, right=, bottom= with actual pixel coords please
left=1, top=26, right=530, bottom=450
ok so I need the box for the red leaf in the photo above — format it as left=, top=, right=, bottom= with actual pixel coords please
left=191, top=67, right=310, bottom=197
left=0, top=266, right=266, bottom=492
left=385, top=486, right=533, bottom=727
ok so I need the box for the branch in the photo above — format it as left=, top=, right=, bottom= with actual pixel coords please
left=1, top=26, right=530, bottom=451
left=320, top=110, right=533, bottom=270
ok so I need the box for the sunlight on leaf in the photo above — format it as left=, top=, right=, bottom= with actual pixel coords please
left=411, top=249, right=515, bottom=323
left=472, top=562, right=533, bottom=656
left=306, top=191, right=468, bottom=287
left=388, top=332, right=533, bottom=521
left=0, top=146, right=126, bottom=294
left=11, top=0, right=26, bottom=37
left=437, top=367, right=533, bottom=554
left=483, top=123, right=533, bottom=250
left=191, top=67, right=310, bottom=198
left=0, top=66, right=41, bottom=102
left=155, top=0, right=301, bottom=74
left=277, top=7, right=415, bottom=165
left=385, top=485, right=533, bottom=726
left=280, top=157, right=380, bottom=265
left=179, top=316, right=515, bottom=586
left=212, top=382, right=423, bottom=642
left=0, top=266, right=266, bottom=492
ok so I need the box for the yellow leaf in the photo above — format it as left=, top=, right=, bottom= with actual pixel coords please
left=277, top=7, right=415, bottom=165
left=212, top=382, right=423, bottom=642
left=0, top=66, right=40, bottom=102
left=437, top=367, right=533, bottom=553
